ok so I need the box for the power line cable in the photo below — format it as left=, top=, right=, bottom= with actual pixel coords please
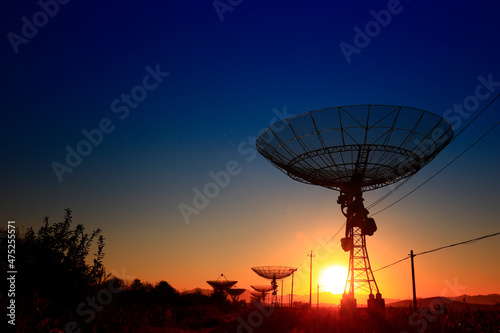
left=323, top=221, right=346, bottom=247
left=366, top=176, right=413, bottom=210
left=446, top=93, right=500, bottom=144
left=372, top=256, right=409, bottom=273
left=296, top=222, right=344, bottom=271
left=373, top=231, right=500, bottom=272
left=371, top=118, right=500, bottom=216
left=367, top=94, right=500, bottom=211
left=414, top=231, right=500, bottom=257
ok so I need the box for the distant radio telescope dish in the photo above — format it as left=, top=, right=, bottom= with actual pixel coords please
left=206, top=273, right=237, bottom=292
left=251, top=285, right=274, bottom=304
left=251, top=285, right=274, bottom=293
left=226, top=288, right=246, bottom=302
left=252, top=266, right=297, bottom=280
left=252, top=266, right=297, bottom=306
left=256, top=105, right=453, bottom=314
left=250, top=292, right=263, bottom=302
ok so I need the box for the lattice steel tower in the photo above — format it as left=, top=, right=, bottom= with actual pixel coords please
left=256, top=105, right=453, bottom=314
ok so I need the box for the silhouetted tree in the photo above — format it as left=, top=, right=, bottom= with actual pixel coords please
left=0, top=209, right=107, bottom=331
left=154, top=280, right=178, bottom=304
left=130, top=278, right=144, bottom=291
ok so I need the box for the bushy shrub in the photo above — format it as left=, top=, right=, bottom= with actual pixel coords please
left=0, top=209, right=106, bottom=331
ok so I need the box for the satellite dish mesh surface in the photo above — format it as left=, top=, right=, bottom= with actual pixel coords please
left=206, top=274, right=237, bottom=291
left=251, top=285, right=274, bottom=292
left=226, top=288, right=246, bottom=296
left=251, top=266, right=297, bottom=303
left=256, top=105, right=453, bottom=192
left=226, top=288, right=246, bottom=301
left=251, top=266, right=297, bottom=280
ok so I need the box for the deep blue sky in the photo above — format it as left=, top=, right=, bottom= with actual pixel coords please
left=1, top=0, right=499, bottom=296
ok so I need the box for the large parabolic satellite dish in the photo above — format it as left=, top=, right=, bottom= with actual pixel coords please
left=256, top=105, right=453, bottom=192
left=256, top=105, right=453, bottom=313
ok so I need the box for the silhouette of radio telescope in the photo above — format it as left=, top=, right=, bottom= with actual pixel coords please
left=251, top=285, right=274, bottom=293
left=226, top=288, right=246, bottom=302
left=252, top=266, right=297, bottom=306
left=256, top=105, right=453, bottom=314
left=206, top=274, right=237, bottom=292
left=251, top=285, right=273, bottom=303
left=250, top=292, right=263, bottom=302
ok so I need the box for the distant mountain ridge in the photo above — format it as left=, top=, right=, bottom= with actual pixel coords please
left=461, top=293, right=500, bottom=305
left=183, top=288, right=499, bottom=307
left=182, top=288, right=213, bottom=296
left=388, top=294, right=500, bottom=307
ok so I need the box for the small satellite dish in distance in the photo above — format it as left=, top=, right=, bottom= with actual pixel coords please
left=251, top=266, right=296, bottom=281
left=252, top=266, right=297, bottom=306
left=226, top=288, right=246, bottom=302
left=206, top=273, right=237, bottom=291
left=250, top=292, right=263, bottom=302
left=251, top=285, right=274, bottom=293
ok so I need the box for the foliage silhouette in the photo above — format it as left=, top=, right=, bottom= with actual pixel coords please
left=1, top=209, right=107, bottom=331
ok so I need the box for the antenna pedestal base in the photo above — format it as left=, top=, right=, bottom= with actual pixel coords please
left=340, top=293, right=357, bottom=314
left=340, top=292, right=386, bottom=316
left=367, top=292, right=386, bottom=317
left=271, top=291, right=278, bottom=308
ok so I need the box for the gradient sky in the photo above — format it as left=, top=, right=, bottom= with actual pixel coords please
left=2, top=0, right=499, bottom=301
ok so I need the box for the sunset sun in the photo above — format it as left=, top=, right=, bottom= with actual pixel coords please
left=319, top=265, right=348, bottom=294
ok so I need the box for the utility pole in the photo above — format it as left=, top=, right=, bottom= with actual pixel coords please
left=317, top=284, right=319, bottom=309
left=281, top=279, right=283, bottom=308
left=307, top=250, right=315, bottom=308
left=291, top=269, right=295, bottom=307
left=410, top=250, right=417, bottom=311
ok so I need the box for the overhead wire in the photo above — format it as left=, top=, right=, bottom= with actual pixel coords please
left=372, top=257, right=409, bottom=273
left=366, top=176, right=413, bottom=210
left=323, top=221, right=346, bottom=247
left=446, top=93, right=500, bottom=144
left=369, top=94, right=500, bottom=215
left=371, top=117, right=500, bottom=216
left=414, top=231, right=500, bottom=257
left=295, top=221, right=345, bottom=271
left=373, top=231, right=500, bottom=272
